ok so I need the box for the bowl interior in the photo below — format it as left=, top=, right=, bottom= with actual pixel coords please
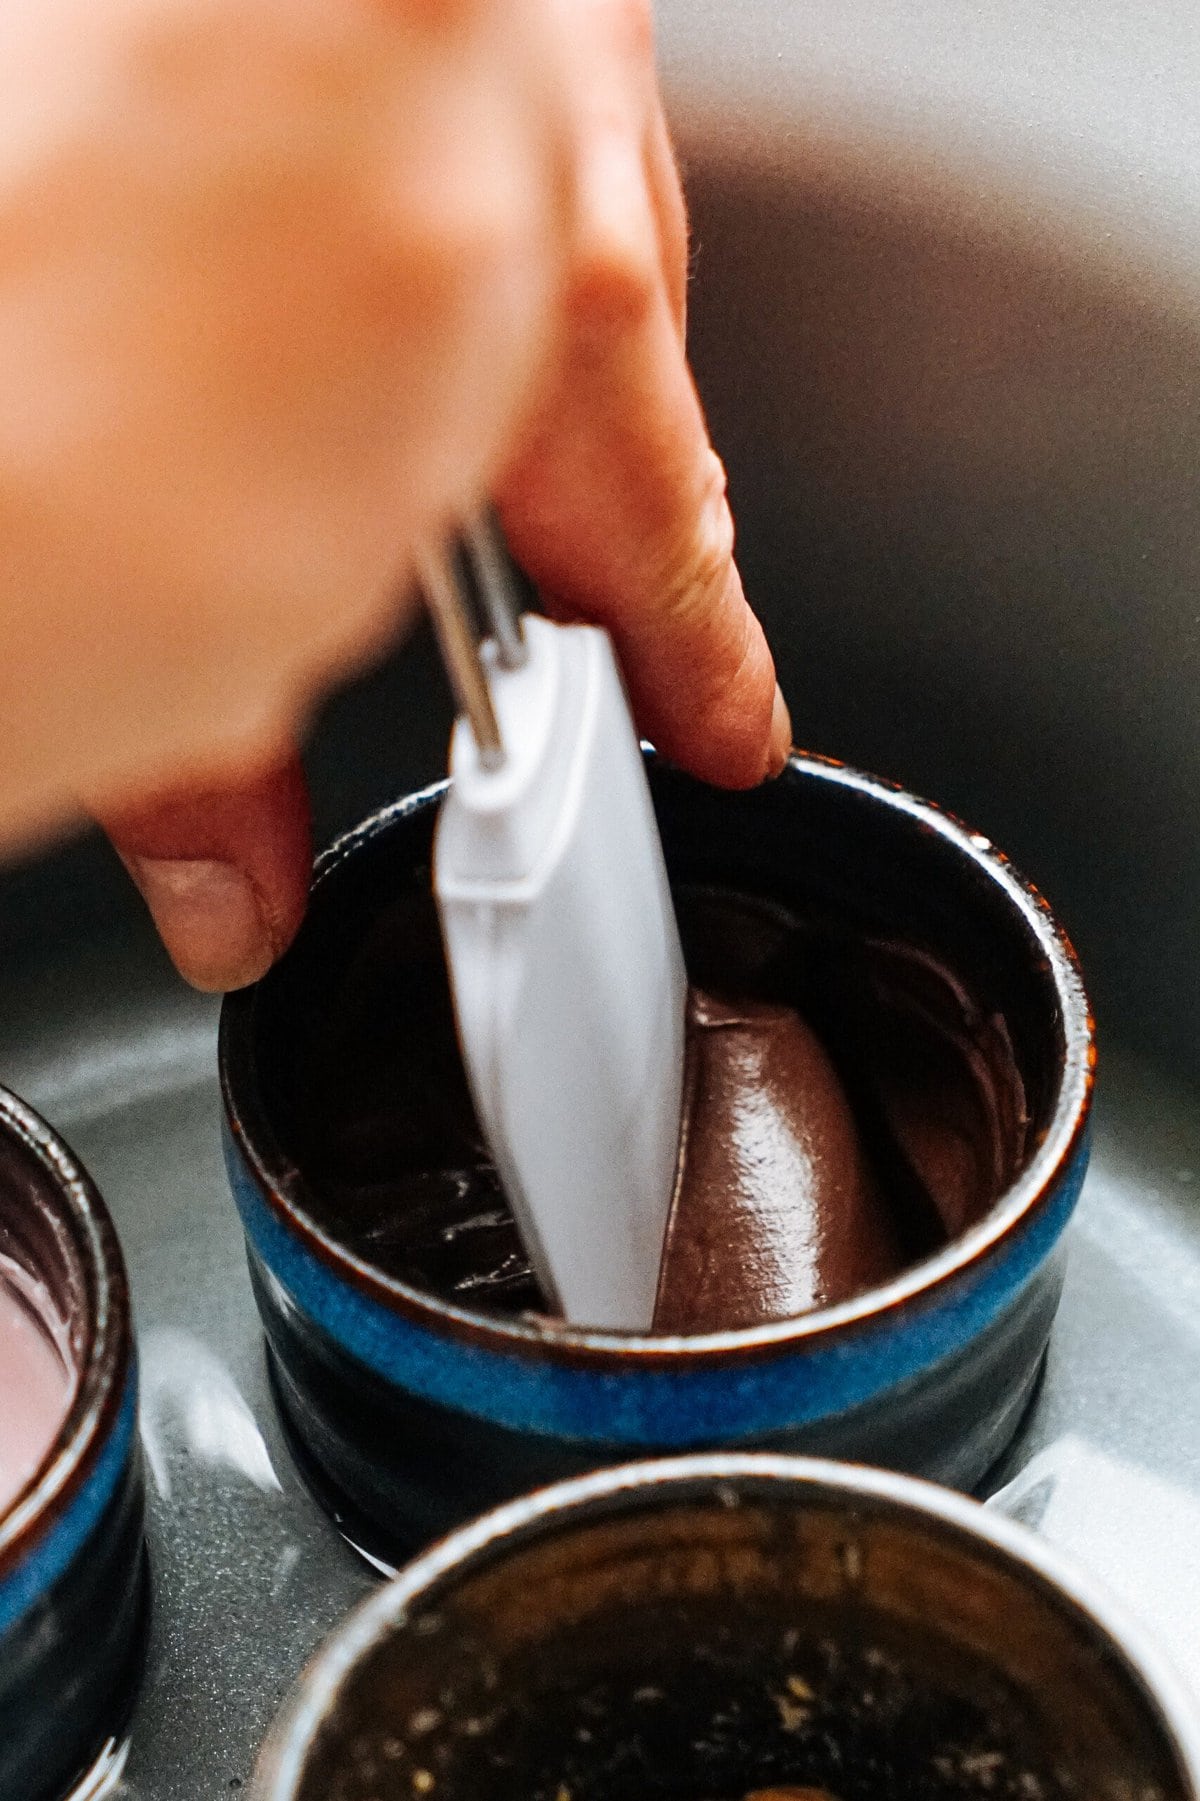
left=231, top=757, right=1078, bottom=1331
left=0, top=1128, right=85, bottom=1347
left=0, top=1097, right=87, bottom=1518
left=285, top=1474, right=1186, bottom=1801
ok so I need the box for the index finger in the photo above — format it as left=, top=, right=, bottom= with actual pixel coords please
left=496, top=5, right=789, bottom=788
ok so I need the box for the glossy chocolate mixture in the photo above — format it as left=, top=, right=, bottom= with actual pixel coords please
left=654, top=889, right=1028, bottom=1330
left=295, top=885, right=1028, bottom=1330
left=654, top=984, right=903, bottom=1330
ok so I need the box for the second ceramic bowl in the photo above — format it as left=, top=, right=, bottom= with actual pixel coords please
left=220, top=753, right=1092, bottom=1563
left=0, top=1086, right=147, bottom=1801
left=254, top=1455, right=1200, bottom=1801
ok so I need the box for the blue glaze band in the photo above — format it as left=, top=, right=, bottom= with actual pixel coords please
left=0, top=1370, right=138, bottom=1637
left=226, top=1125, right=1088, bottom=1447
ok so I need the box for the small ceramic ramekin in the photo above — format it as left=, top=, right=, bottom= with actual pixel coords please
left=254, top=1453, right=1200, bottom=1801
left=0, top=1087, right=147, bottom=1801
left=220, top=753, right=1093, bottom=1564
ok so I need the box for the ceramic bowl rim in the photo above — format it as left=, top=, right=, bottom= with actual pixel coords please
left=255, top=1451, right=1200, bottom=1801
left=0, top=1084, right=131, bottom=1570
left=219, top=750, right=1094, bottom=1369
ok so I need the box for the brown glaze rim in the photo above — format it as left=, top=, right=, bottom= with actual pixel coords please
left=219, top=751, right=1095, bottom=1373
left=0, top=1086, right=133, bottom=1575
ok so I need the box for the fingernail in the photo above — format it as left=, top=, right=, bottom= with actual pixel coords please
left=125, top=857, right=274, bottom=992
left=767, top=682, right=793, bottom=778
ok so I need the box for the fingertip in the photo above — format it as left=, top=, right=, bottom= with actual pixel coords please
left=120, top=855, right=278, bottom=992
left=629, top=650, right=781, bottom=791
left=97, top=753, right=312, bottom=991
left=620, top=539, right=782, bottom=790
left=768, top=683, right=793, bottom=779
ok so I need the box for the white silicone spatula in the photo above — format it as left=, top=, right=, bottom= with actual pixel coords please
left=423, top=528, right=687, bottom=1331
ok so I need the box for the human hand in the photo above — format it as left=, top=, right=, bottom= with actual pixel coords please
left=497, top=0, right=790, bottom=792
left=0, top=0, right=572, bottom=837
left=2, top=0, right=789, bottom=988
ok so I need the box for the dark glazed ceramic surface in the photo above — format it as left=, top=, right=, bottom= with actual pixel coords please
left=255, top=1456, right=1200, bottom=1801
left=220, top=754, right=1092, bottom=1561
left=0, top=1087, right=147, bottom=1801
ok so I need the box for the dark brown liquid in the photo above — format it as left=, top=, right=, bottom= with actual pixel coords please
left=293, top=886, right=1028, bottom=1330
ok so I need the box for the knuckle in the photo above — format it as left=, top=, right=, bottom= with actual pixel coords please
left=654, top=452, right=735, bottom=625
left=565, top=220, right=658, bottom=338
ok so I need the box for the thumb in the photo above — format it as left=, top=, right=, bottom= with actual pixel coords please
left=93, top=754, right=312, bottom=992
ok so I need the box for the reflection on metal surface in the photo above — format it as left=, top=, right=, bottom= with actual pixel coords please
left=13, top=1015, right=218, bottom=1133
left=139, top=1328, right=281, bottom=1499
left=990, top=1436, right=1200, bottom=1706
left=1075, top=1170, right=1200, bottom=1350
left=269, top=1545, right=302, bottom=1602
left=61, top=1736, right=130, bottom=1801
left=342, top=1535, right=398, bottom=1580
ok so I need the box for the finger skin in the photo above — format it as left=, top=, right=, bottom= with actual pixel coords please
left=645, top=103, right=689, bottom=338
left=0, top=0, right=572, bottom=848
left=29, top=0, right=783, bottom=994
left=95, top=756, right=312, bottom=990
left=502, top=307, right=780, bottom=787
left=499, top=0, right=787, bottom=789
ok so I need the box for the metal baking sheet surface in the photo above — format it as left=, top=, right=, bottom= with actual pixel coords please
left=0, top=960, right=1193, bottom=1797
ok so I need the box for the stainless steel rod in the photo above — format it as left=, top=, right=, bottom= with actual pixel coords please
left=464, top=514, right=528, bottom=671
left=416, top=541, right=504, bottom=769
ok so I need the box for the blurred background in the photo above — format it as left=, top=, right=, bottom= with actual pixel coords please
left=2, top=0, right=1198, bottom=1082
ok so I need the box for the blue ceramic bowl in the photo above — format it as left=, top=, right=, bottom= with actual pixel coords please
left=0, top=1087, right=147, bottom=1801
left=220, top=754, right=1092, bottom=1564
left=254, top=1454, right=1200, bottom=1801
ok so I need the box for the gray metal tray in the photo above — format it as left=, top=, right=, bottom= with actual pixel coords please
left=7, top=9, right=1200, bottom=1788
left=11, top=853, right=1199, bottom=1799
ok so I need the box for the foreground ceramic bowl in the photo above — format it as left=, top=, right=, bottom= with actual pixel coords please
left=220, top=753, right=1092, bottom=1563
left=254, top=1453, right=1200, bottom=1801
left=0, top=1088, right=147, bottom=1801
